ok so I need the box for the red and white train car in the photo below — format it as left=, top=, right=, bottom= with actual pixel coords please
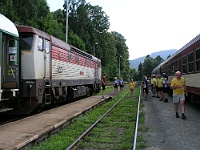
left=152, top=33, right=200, bottom=104
left=0, top=22, right=101, bottom=114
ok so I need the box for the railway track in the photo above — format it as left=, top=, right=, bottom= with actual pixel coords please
left=65, top=86, right=141, bottom=150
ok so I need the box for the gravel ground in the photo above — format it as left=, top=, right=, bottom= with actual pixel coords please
left=141, top=94, right=200, bottom=150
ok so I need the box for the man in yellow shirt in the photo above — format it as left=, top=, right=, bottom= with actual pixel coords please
left=170, top=71, right=187, bottom=119
left=157, top=74, right=163, bottom=101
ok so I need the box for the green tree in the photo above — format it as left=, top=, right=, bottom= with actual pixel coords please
left=154, top=55, right=164, bottom=68
left=142, top=55, right=155, bottom=77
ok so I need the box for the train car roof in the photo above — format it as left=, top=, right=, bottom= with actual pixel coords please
left=152, top=33, right=200, bottom=73
left=16, top=25, right=50, bottom=40
left=0, top=14, right=19, bottom=37
left=50, top=35, right=71, bottom=51
left=51, top=35, right=100, bottom=62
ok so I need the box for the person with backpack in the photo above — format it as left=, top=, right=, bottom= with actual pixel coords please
left=162, top=73, right=169, bottom=102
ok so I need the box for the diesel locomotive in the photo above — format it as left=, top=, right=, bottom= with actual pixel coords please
left=0, top=14, right=101, bottom=114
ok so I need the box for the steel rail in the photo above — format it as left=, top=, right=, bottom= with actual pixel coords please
left=66, top=91, right=129, bottom=150
left=133, top=86, right=142, bottom=150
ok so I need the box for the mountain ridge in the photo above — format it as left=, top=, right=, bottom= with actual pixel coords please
left=129, top=49, right=177, bottom=69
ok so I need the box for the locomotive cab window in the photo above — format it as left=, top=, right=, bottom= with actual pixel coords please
left=19, top=34, right=33, bottom=51
left=188, top=52, right=194, bottom=73
left=45, top=40, right=50, bottom=53
left=196, top=48, right=200, bottom=72
left=38, top=37, right=43, bottom=51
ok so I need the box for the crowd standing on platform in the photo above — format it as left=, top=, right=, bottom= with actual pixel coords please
left=140, top=70, right=188, bottom=120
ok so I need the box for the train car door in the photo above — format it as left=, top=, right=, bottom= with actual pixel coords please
left=44, top=40, right=50, bottom=79
left=1, top=34, right=19, bottom=91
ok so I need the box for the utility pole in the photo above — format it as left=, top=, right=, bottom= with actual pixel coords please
left=93, top=42, right=98, bottom=56
left=64, top=0, right=68, bottom=43
left=118, top=55, right=122, bottom=78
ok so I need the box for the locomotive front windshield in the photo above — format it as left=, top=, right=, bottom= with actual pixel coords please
left=19, top=34, right=33, bottom=51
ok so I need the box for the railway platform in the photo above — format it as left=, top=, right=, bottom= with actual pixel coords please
left=142, top=93, right=200, bottom=150
left=0, top=95, right=111, bottom=150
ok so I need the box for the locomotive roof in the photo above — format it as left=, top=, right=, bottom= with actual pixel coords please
left=152, top=33, right=200, bottom=73
left=0, top=14, right=19, bottom=37
left=16, top=24, right=101, bottom=62
left=51, top=36, right=100, bottom=62
left=16, top=25, right=50, bottom=40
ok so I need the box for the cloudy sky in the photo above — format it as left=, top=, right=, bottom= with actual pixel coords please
left=47, top=0, right=200, bottom=60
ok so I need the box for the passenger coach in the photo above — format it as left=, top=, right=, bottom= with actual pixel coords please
left=0, top=14, right=19, bottom=112
left=152, top=34, right=200, bottom=104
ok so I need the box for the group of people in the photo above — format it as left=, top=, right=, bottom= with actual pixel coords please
left=102, top=71, right=187, bottom=119
left=101, top=74, right=125, bottom=98
left=113, top=77, right=124, bottom=94
left=141, top=71, right=187, bottom=119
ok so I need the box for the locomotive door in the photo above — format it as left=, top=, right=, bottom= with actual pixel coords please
left=1, top=34, right=19, bottom=89
left=44, top=40, right=50, bottom=79
left=95, top=62, right=98, bottom=79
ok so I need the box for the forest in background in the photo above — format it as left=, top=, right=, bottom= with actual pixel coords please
left=0, top=0, right=164, bottom=81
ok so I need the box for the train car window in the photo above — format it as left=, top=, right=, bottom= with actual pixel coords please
left=68, top=53, right=71, bottom=60
left=182, top=56, right=187, bottom=74
left=76, top=55, right=79, bottom=63
left=168, top=64, right=171, bottom=75
left=19, top=34, right=33, bottom=51
left=196, top=48, right=200, bottom=72
left=38, top=37, right=43, bottom=51
left=45, top=40, right=50, bottom=53
left=174, top=61, right=178, bottom=73
left=171, top=63, right=174, bottom=74
left=8, top=40, right=18, bottom=65
left=188, top=52, right=194, bottom=73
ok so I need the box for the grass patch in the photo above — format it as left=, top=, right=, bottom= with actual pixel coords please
left=26, top=87, right=143, bottom=150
